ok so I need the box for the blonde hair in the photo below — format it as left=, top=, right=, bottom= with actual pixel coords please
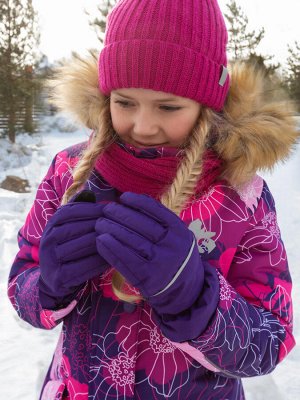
left=62, top=99, right=113, bottom=203
left=62, top=101, right=215, bottom=303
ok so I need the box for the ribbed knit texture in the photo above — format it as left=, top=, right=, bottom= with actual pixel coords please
left=99, top=0, right=230, bottom=111
left=95, top=142, right=223, bottom=199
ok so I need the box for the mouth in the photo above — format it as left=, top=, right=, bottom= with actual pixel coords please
left=132, top=140, right=168, bottom=148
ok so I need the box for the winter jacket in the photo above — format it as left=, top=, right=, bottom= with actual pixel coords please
left=8, top=57, right=298, bottom=400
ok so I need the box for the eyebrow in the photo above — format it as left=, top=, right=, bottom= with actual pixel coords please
left=113, top=91, right=179, bottom=102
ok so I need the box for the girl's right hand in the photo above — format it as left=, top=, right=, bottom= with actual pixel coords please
left=38, top=190, right=108, bottom=309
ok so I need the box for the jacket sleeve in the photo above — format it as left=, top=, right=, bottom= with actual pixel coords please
left=169, top=181, right=295, bottom=378
left=7, top=152, right=80, bottom=329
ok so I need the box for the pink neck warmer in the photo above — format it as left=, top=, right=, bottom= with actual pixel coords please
left=95, top=142, right=222, bottom=200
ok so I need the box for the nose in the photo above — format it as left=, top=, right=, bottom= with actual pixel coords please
left=132, top=108, right=159, bottom=138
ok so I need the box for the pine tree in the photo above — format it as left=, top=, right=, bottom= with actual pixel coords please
left=225, top=0, right=265, bottom=60
left=87, top=0, right=118, bottom=45
left=285, top=41, right=300, bottom=110
left=0, top=0, right=40, bottom=143
left=224, top=0, right=280, bottom=84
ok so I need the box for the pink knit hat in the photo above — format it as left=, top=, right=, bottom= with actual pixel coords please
left=99, top=0, right=230, bottom=111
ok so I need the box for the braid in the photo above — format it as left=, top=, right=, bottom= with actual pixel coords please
left=62, top=100, right=114, bottom=204
left=161, top=108, right=212, bottom=215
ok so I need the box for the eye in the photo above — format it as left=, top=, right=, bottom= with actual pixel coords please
left=160, top=106, right=182, bottom=112
left=114, top=100, right=133, bottom=108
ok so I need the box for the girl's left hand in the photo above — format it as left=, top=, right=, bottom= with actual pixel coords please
left=95, top=192, right=204, bottom=303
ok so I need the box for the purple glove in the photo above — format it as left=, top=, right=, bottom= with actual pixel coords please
left=95, top=192, right=219, bottom=341
left=38, top=190, right=109, bottom=310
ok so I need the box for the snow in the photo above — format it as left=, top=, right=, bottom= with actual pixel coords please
left=0, top=115, right=299, bottom=400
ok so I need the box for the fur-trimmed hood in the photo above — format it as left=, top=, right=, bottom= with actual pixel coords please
left=48, top=53, right=299, bottom=186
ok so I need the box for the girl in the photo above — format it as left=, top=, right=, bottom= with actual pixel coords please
left=8, top=0, right=299, bottom=399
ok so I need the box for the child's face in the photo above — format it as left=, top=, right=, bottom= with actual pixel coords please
left=110, top=88, right=201, bottom=148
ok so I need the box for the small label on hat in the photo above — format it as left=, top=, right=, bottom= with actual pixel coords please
left=219, top=66, right=228, bottom=87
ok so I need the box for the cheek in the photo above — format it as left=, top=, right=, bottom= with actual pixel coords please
left=110, top=109, right=129, bottom=136
left=111, top=118, right=123, bottom=134
left=166, top=117, right=197, bottom=142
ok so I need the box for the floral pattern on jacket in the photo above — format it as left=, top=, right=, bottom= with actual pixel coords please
left=8, top=142, right=295, bottom=400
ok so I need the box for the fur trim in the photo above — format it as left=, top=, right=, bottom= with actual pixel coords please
left=214, top=62, right=299, bottom=185
left=48, top=55, right=299, bottom=185
left=47, top=52, right=107, bottom=130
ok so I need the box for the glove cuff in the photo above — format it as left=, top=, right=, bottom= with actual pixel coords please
left=152, top=263, right=220, bottom=342
left=38, top=276, right=82, bottom=310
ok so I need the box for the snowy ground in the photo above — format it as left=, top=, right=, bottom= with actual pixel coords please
left=0, top=115, right=299, bottom=400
